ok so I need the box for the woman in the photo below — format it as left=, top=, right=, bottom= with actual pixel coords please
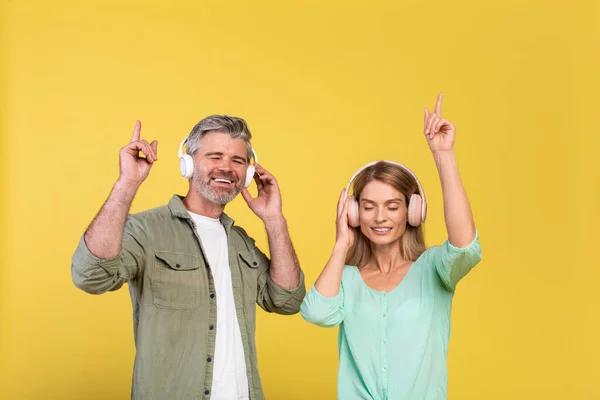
left=300, top=94, right=482, bottom=399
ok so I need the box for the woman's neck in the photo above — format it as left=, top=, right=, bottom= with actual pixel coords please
left=368, top=242, right=406, bottom=274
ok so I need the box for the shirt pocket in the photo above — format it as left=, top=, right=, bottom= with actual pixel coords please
left=238, top=250, right=259, bottom=303
left=153, top=250, right=202, bottom=310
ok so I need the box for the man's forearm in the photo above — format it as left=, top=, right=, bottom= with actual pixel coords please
left=84, top=180, right=138, bottom=259
left=264, top=216, right=301, bottom=289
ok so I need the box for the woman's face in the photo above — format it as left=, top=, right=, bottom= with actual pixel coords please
left=358, top=180, right=408, bottom=247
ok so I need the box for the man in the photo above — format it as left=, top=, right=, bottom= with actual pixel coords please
left=71, top=115, right=306, bottom=400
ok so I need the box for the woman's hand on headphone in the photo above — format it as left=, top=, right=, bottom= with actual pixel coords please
left=424, top=93, right=456, bottom=153
left=335, top=188, right=355, bottom=251
left=241, top=163, right=283, bottom=222
left=117, top=120, right=158, bottom=187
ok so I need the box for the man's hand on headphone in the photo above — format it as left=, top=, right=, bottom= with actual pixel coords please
left=240, top=163, right=283, bottom=222
left=424, top=93, right=456, bottom=153
left=117, top=120, right=159, bottom=188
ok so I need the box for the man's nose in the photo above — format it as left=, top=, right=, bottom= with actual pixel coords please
left=216, top=159, right=233, bottom=172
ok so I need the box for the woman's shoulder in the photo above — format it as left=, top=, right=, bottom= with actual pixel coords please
left=341, top=265, right=360, bottom=282
left=415, top=245, right=438, bottom=263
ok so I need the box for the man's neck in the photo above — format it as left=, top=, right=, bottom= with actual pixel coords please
left=182, top=191, right=225, bottom=219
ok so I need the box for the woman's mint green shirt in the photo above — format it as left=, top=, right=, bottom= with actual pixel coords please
left=300, top=233, right=482, bottom=400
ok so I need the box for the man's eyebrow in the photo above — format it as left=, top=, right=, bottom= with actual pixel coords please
left=204, top=152, right=247, bottom=162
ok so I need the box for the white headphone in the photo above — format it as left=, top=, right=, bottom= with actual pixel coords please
left=178, top=137, right=258, bottom=188
left=344, top=160, right=427, bottom=228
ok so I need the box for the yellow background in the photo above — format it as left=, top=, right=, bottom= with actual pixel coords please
left=1, top=0, right=598, bottom=399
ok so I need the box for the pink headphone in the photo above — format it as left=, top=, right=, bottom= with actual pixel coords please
left=344, top=161, right=427, bottom=228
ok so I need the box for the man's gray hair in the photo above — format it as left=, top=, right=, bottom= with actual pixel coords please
left=186, top=115, right=253, bottom=162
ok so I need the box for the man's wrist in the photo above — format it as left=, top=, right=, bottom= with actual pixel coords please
left=263, top=214, right=287, bottom=230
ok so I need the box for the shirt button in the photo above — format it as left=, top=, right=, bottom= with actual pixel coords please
left=382, top=367, right=386, bottom=372
left=210, top=293, right=215, bottom=299
left=204, top=389, right=210, bottom=395
left=209, top=325, right=214, bottom=330
left=175, top=263, right=181, bottom=269
left=383, top=340, right=387, bottom=345
left=253, top=261, right=257, bottom=266
left=382, top=314, right=387, bottom=318
left=207, top=357, right=212, bottom=362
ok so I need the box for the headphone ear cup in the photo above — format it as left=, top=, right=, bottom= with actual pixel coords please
left=244, top=165, right=256, bottom=188
left=408, top=194, right=423, bottom=227
left=179, top=155, right=194, bottom=179
left=347, top=195, right=360, bottom=228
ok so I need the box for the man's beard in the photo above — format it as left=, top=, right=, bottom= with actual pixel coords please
left=192, top=172, right=242, bottom=205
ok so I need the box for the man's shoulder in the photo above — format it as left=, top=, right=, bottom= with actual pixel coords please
left=230, top=224, right=257, bottom=249
left=125, top=201, right=175, bottom=233
left=129, top=204, right=171, bottom=221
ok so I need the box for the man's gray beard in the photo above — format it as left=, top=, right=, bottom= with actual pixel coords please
left=193, top=177, right=242, bottom=205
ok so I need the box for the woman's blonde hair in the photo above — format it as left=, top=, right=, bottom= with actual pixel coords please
left=345, top=161, right=427, bottom=268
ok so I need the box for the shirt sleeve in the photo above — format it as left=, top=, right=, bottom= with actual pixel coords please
left=71, top=216, right=146, bottom=294
left=430, top=230, right=482, bottom=292
left=300, top=280, right=345, bottom=328
left=253, top=244, right=307, bottom=315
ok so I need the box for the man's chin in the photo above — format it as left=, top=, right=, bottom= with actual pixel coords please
left=196, top=185, right=241, bottom=205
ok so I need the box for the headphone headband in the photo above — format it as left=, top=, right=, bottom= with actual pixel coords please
left=344, top=160, right=427, bottom=222
left=178, top=137, right=188, bottom=158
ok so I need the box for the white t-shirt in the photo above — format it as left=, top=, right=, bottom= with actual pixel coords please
left=189, top=212, right=249, bottom=400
